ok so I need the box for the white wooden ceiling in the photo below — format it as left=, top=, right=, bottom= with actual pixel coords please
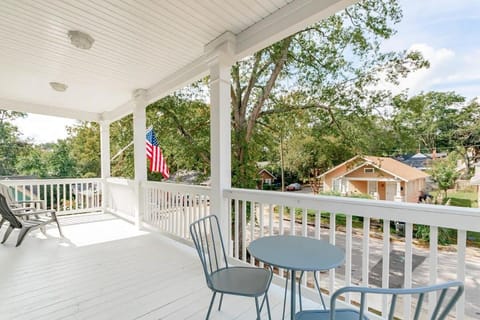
left=0, top=0, right=355, bottom=122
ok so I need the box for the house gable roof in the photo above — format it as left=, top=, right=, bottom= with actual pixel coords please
left=258, top=169, right=276, bottom=179
left=319, top=155, right=429, bottom=182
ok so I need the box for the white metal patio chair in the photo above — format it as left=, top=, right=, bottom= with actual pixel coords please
left=190, top=215, right=272, bottom=320
left=295, top=281, right=464, bottom=320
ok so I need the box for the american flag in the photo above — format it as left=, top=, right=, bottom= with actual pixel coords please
left=146, top=128, right=170, bottom=179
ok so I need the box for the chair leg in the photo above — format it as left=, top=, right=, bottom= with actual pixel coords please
left=16, top=227, right=31, bottom=247
left=54, top=217, right=64, bottom=237
left=40, top=226, right=46, bottom=235
left=265, top=293, right=272, bottom=320
left=0, top=217, right=5, bottom=229
left=2, top=226, right=14, bottom=244
left=314, top=271, right=327, bottom=310
left=299, top=271, right=304, bottom=311
left=218, top=293, right=224, bottom=311
left=206, top=292, right=217, bottom=320
left=282, top=273, right=289, bottom=320
left=255, top=297, right=261, bottom=320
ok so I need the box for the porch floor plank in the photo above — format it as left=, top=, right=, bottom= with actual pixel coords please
left=0, top=213, right=303, bottom=320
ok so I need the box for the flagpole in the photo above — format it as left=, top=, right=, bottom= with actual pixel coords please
left=111, top=141, right=133, bottom=161
left=111, top=126, right=154, bottom=161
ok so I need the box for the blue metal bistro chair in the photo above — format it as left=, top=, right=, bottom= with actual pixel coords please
left=190, top=215, right=272, bottom=320
left=295, top=281, right=464, bottom=320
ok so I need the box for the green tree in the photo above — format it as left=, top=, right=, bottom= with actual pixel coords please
left=15, top=145, right=48, bottom=177
left=391, top=91, right=464, bottom=152
left=429, top=153, right=461, bottom=197
left=0, top=110, right=27, bottom=175
left=66, top=122, right=101, bottom=177
left=48, top=140, right=77, bottom=177
left=230, top=0, right=428, bottom=187
left=110, top=115, right=134, bottom=178
left=147, top=94, right=210, bottom=178
left=453, top=99, right=480, bottom=176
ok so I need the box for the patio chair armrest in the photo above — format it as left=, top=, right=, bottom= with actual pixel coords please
left=13, top=200, right=46, bottom=209
left=14, top=209, right=56, bottom=218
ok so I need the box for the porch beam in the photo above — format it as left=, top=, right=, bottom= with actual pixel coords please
left=132, top=89, right=148, bottom=229
left=235, top=0, right=357, bottom=57
left=207, top=36, right=235, bottom=241
left=0, top=97, right=100, bottom=122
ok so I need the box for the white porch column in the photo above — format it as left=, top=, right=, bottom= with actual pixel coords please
left=394, top=180, right=403, bottom=202
left=206, top=33, right=235, bottom=239
left=341, top=178, right=347, bottom=196
left=100, top=120, right=111, bottom=212
left=133, top=89, right=148, bottom=229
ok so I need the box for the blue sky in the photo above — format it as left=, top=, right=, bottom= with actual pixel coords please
left=381, top=0, right=480, bottom=99
left=13, top=0, right=480, bottom=144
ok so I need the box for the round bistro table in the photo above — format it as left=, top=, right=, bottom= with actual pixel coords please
left=248, top=235, right=345, bottom=320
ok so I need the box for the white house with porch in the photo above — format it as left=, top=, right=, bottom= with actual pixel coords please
left=0, top=1, right=479, bottom=319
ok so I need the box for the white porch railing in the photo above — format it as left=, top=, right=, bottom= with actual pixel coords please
left=223, top=188, right=480, bottom=320
left=142, top=181, right=211, bottom=239
left=2, top=178, right=102, bottom=215
left=104, top=178, right=136, bottom=221
left=3, top=178, right=477, bottom=318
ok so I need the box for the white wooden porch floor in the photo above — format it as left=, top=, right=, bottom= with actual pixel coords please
left=0, top=213, right=314, bottom=320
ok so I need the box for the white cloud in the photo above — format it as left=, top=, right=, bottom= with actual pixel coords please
left=378, top=0, right=480, bottom=100
left=378, top=43, right=480, bottom=100
left=13, top=114, right=77, bottom=144
left=400, top=44, right=455, bottom=93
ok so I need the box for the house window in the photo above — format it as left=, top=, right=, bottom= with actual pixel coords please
left=364, top=168, right=375, bottom=173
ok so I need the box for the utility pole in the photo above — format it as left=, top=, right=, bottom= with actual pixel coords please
left=280, top=132, right=285, bottom=192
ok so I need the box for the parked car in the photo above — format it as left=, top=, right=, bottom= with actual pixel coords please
left=286, top=183, right=301, bottom=191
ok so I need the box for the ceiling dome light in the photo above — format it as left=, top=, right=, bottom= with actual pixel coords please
left=68, top=30, right=94, bottom=50
left=50, top=82, right=68, bottom=92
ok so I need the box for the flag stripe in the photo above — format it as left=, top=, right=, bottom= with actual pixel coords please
left=145, top=128, right=169, bottom=179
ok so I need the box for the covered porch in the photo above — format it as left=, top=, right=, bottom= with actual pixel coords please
left=1, top=178, right=479, bottom=319
left=1, top=1, right=480, bottom=319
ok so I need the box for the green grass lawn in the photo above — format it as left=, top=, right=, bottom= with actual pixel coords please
left=424, top=189, right=479, bottom=246
left=431, top=189, right=478, bottom=208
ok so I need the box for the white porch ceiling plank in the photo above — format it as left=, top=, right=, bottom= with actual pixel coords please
left=0, top=0, right=353, bottom=122
left=0, top=98, right=100, bottom=122
left=75, top=0, right=206, bottom=51
left=210, top=0, right=258, bottom=26
left=34, top=0, right=195, bottom=66
left=138, top=0, right=220, bottom=43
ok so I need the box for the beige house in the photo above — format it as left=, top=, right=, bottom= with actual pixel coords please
left=319, top=155, right=430, bottom=203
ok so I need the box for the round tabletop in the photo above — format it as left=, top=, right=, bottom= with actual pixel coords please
left=247, top=235, right=345, bottom=271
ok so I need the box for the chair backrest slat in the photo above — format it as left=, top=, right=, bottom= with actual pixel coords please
left=330, top=281, right=464, bottom=320
left=208, top=217, right=220, bottom=272
left=0, top=194, right=22, bottom=228
left=190, top=215, right=229, bottom=289
left=388, top=294, right=397, bottom=320
left=430, top=288, right=447, bottom=320
left=359, top=292, right=366, bottom=320
left=0, top=183, right=16, bottom=204
left=414, top=292, right=425, bottom=320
